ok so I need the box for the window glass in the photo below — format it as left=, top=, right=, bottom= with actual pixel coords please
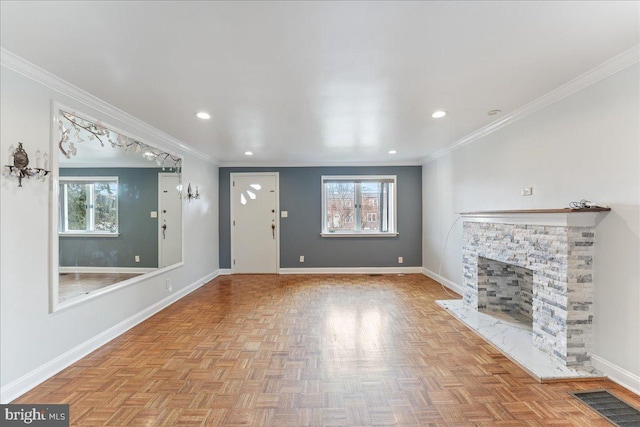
left=361, top=182, right=381, bottom=231
left=322, top=176, right=396, bottom=235
left=94, top=182, right=118, bottom=232
left=325, top=182, right=356, bottom=232
left=65, top=183, right=88, bottom=231
left=59, top=177, right=118, bottom=234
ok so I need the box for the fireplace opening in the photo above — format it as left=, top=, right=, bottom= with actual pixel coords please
left=477, top=257, right=534, bottom=327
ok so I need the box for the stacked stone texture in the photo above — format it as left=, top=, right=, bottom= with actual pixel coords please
left=463, top=222, right=594, bottom=367
left=477, top=256, right=534, bottom=319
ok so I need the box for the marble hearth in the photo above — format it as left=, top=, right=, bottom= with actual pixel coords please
left=438, top=208, right=610, bottom=381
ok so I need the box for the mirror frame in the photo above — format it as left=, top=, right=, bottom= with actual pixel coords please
left=50, top=102, right=184, bottom=312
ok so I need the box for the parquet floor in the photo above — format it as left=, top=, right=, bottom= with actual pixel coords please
left=59, top=273, right=142, bottom=302
left=13, top=274, right=640, bottom=426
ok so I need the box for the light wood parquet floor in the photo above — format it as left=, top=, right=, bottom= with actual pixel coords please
left=13, top=274, right=640, bottom=426
left=58, top=273, right=142, bottom=302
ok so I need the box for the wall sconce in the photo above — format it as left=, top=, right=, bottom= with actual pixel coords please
left=3, top=143, right=50, bottom=187
left=186, top=183, right=200, bottom=201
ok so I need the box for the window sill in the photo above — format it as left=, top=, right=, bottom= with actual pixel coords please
left=59, top=233, right=120, bottom=238
left=320, top=232, right=398, bottom=238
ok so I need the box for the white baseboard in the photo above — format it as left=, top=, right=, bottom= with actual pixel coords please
left=279, top=267, right=423, bottom=275
left=218, top=269, right=232, bottom=275
left=0, top=270, right=221, bottom=404
left=58, top=266, right=156, bottom=274
left=591, top=354, right=640, bottom=396
left=421, top=267, right=465, bottom=296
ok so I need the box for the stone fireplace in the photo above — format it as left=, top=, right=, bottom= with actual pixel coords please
left=460, top=209, right=608, bottom=369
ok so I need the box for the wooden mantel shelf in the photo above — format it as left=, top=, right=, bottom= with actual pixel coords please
left=458, top=208, right=610, bottom=227
left=459, top=208, right=611, bottom=215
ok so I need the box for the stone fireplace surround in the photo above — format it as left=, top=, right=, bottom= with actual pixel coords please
left=465, top=222, right=595, bottom=368
left=460, top=208, right=609, bottom=369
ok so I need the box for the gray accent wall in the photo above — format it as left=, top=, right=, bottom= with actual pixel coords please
left=219, top=166, right=422, bottom=269
left=59, top=167, right=163, bottom=268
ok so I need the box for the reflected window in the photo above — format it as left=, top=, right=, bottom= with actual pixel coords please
left=324, top=306, right=386, bottom=373
left=59, top=177, right=118, bottom=235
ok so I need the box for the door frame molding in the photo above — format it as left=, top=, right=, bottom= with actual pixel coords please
left=230, top=172, right=280, bottom=274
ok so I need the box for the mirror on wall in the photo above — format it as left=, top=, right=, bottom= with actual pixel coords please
left=53, top=108, right=183, bottom=308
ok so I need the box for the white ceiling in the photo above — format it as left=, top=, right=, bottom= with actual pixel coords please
left=1, top=1, right=638, bottom=166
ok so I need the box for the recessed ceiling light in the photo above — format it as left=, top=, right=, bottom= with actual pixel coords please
left=196, top=112, right=211, bottom=120
left=388, top=150, right=397, bottom=154
left=432, top=110, right=447, bottom=118
left=488, top=109, right=502, bottom=116
left=244, top=151, right=253, bottom=156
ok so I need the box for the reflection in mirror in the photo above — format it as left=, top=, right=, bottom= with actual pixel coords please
left=55, top=110, right=183, bottom=306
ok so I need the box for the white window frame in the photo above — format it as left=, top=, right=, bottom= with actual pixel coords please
left=59, top=176, right=119, bottom=237
left=321, top=175, right=398, bottom=237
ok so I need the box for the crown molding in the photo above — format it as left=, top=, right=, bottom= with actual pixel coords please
left=423, top=44, right=640, bottom=164
left=0, top=48, right=215, bottom=165
left=218, top=159, right=423, bottom=168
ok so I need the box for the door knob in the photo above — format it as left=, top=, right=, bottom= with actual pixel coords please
left=271, top=223, right=276, bottom=239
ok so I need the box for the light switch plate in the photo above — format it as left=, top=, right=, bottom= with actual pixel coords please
left=150, top=211, right=158, bottom=218
left=281, top=211, right=288, bottom=218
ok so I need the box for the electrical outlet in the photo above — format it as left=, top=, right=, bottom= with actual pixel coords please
left=398, top=256, right=404, bottom=264
left=522, top=187, right=533, bottom=196
left=135, top=255, right=140, bottom=263
left=299, top=255, right=305, bottom=263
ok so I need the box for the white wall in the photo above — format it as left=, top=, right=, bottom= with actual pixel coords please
left=423, top=63, right=640, bottom=389
left=0, top=64, right=219, bottom=401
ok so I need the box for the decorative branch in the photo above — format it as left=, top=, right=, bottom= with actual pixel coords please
left=58, top=111, right=182, bottom=169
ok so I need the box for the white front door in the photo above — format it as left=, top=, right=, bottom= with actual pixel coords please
left=231, top=173, right=279, bottom=273
left=159, top=173, right=182, bottom=267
